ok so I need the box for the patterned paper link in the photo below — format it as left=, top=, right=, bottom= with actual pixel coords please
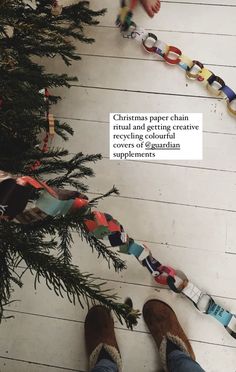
left=128, top=240, right=145, bottom=257
left=169, top=272, right=189, bottom=293
left=178, top=54, right=193, bottom=71
left=119, top=5, right=130, bottom=25
left=206, top=76, right=225, bottom=96
left=207, top=83, right=222, bottom=96
left=16, top=207, right=48, bottom=224
left=155, top=40, right=169, bottom=57
left=119, top=240, right=130, bottom=254
left=197, top=68, right=214, bottom=82
left=137, top=243, right=151, bottom=261
left=108, top=231, right=128, bottom=247
left=186, top=61, right=204, bottom=80
left=121, top=22, right=136, bottom=38
left=220, top=85, right=236, bottom=102
left=182, top=282, right=202, bottom=305
left=164, top=46, right=182, bottom=65
left=207, top=302, right=233, bottom=326
left=227, top=316, right=236, bottom=336
left=227, top=98, right=236, bottom=116
left=130, top=26, right=148, bottom=41
left=36, top=191, right=74, bottom=216
left=142, top=255, right=162, bottom=275
left=48, top=113, right=55, bottom=135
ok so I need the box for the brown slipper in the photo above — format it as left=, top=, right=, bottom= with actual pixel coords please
left=84, top=305, right=122, bottom=371
left=143, top=299, right=195, bottom=371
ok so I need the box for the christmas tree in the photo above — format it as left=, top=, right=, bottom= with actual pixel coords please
left=0, top=0, right=139, bottom=327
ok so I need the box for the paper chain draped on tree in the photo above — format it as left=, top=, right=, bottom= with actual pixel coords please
left=1, top=171, right=235, bottom=339
left=116, top=0, right=236, bottom=116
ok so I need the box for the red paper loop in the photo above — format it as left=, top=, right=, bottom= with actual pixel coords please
left=154, top=265, right=176, bottom=285
left=72, top=198, right=89, bottom=210
left=163, top=46, right=182, bottom=65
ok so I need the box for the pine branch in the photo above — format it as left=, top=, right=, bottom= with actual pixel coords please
left=77, top=222, right=127, bottom=272
left=57, top=225, right=73, bottom=265
left=0, top=243, right=23, bottom=322
left=15, top=245, right=138, bottom=328
left=89, top=186, right=120, bottom=206
left=17, top=210, right=127, bottom=271
left=54, top=120, right=74, bottom=141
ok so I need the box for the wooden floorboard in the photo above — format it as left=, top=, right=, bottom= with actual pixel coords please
left=2, top=0, right=236, bottom=371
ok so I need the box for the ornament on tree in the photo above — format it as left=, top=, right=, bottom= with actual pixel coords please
left=48, top=113, right=55, bottom=135
left=31, top=89, right=55, bottom=171
left=5, top=26, right=14, bottom=38
left=51, top=0, right=63, bottom=16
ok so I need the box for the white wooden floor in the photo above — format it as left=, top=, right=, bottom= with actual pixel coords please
left=1, top=0, right=236, bottom=371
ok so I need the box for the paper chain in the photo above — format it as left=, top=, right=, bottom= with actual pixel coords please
left=0, top=171, right=235, bottom=339
left=84, top=211, right=236, bottom=340
left=116, top=2, right=236, bottom=117
left=116, top=3, right=236, bottom=337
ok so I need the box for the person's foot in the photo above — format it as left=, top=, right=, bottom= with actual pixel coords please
left=84, top=305, right=122, bottom=371
left=143, top=299, right=195, bottom=371
left=140, top=0, right=161, bottom=17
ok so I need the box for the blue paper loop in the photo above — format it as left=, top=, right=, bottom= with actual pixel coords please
left=207, top=302, right=233, bottom=326
left=36, top=191, right=74, bottom=216
left=128, top=241, right=144, bottom=257
left=220, top=85, right=236, bottom=102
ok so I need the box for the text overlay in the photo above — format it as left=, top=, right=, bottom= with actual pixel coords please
left=110, top=113, right=202, bottom=160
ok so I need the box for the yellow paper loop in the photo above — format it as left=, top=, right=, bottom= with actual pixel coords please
left=197, top=68, right=213, bottom=83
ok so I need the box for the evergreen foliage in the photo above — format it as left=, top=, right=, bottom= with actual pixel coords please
left=0, top=1, right=140, bottom=328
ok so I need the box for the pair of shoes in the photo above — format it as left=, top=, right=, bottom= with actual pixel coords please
left=85, top=299, right=195, bottom=371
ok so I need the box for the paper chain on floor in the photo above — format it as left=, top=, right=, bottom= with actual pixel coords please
left=116, top=1, right=236, bottom=117
left=1, top=171, right=235, bottom=339
left=84, top=211, right=236, bottom=340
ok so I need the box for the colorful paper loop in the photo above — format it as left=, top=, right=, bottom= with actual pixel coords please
left=207, top=75, right=225, bottom=96
left=179, top=54, right=193, bottom=71
left=36, top=191, right=74, bottom=216
left=207, top=302, right=233, bottom=326
left=227, top=98, right=236, bottom=115
left=186, top=60, right=204, bottom=80
left=142, top=33, right=158, bottom=53
left=197, top=68, right=213, bottom=82
left=163, top=46, right=182, bottom=65
left=220, top=85, right=236, bottom=101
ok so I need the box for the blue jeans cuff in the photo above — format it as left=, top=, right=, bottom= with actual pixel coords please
left=91, top=358, right=118, bottom=372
